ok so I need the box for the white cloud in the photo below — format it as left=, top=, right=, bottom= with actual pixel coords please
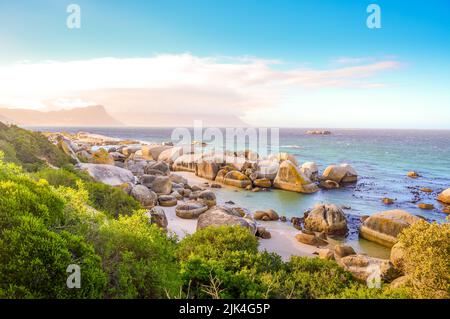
left=0, top=53, right=399, bottom=118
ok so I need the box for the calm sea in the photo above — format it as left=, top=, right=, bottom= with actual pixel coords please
left=31, top=127, right=450, bottom=257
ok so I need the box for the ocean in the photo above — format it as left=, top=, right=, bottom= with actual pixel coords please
left=31, top=127, right=450, bottom=257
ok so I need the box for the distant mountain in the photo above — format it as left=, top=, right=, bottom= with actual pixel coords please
left=0, top=105, right=122, bottom=126
left=111, top=112, right=249, bottom=127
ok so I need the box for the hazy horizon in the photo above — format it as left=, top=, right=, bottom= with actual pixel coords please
left=0, top=0, right=449, bottom=129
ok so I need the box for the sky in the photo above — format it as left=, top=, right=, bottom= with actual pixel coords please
left=0, top=0, right=449, bottom=128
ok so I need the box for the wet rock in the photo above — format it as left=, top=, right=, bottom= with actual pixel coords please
left=420, top=187, right=433, bottom=193
left=417, top=203, right=434, bottom=210
left=437, top=188, right=450, bottom=204
left=223, top=171, right=252, bottom=188
left=319, top=180, right=340, bottom=189
left=322, top=164, right=358, bottom=184
left=406, top=171, right=420, bottom=178
left=253, top=178, right=272, bottom=188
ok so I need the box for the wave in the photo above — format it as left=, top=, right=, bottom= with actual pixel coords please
left=281, top=145, right=301, bottom=149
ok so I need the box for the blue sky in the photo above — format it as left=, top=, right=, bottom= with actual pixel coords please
left=0, top=0, right=449, bottom=128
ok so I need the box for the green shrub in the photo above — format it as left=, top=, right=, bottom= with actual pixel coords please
left=0, top=122, right=73, bottom=171
left=397, top=220, right=450, bottom=299
left=95, top=212, right=181, bottom=298
left=34, top=167, right=141, bottom=218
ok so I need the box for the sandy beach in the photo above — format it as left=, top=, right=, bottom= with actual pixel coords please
left=164, top=171, right=318, bottom=260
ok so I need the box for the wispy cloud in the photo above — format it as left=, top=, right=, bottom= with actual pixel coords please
left=0, top=53, right=400, bottom=115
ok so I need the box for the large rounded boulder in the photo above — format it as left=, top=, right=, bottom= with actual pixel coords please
left=195, top=160, right=221, bottom=180
left=322, top=164, right=358, bottom=183
left=359, top=210, right=421, bottom=247
left=437, top=188, right=450, bottom=205
left=304, top=204, right=348, bottom=235
left=130, top=185, right=158, bottom=208
left=78, top=163, right=135, bottom=186
left=273, top=160, right=319, bottom=193
left=149, top=176, right=172, bottom=195
left=197, top=208, right=257, bottom=234
left=223, top=171, right=252, bottom=188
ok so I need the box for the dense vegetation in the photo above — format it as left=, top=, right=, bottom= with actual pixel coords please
left=0, top=125, right=447, bottom=299
left=0, top=122, right=73, bottom=171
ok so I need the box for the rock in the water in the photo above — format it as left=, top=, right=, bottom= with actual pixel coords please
left=150, top=176, right=172, bottom=195
left=197, top=208, right=257, bottom=234
left=334, top=244, right=356, bottom=259
left=406, top=171, right=420, bottom=178
left=420, top=187, right=433, bottom=193
left=338, top=254, right=401, bottom=283
left=295, top=230, right=328, bottom=246
left=382, top=197, right=394, bottom=205
left=197, top=190, right=217, bottom=208
left=175, top=202, right=208, bottom=219
left=359, top=210, right=421, bottom=247
left=158, top=195, right=177, bottom=207
left=223, top=170, right=252, bottom=188
left=322, top=164, right=358, bottom=183
left=319, top=180, right=340, bottom=189
left=253, top=209, right=279, bottom=221
left=131, top=185, right=158, bottom=208
left=256, top=226, right=271, bottom=239
left=417, top=203, right=434, bottom=210
left=437, top=188, right=450, bottom=204
left=195, top=160, right=221, bottom=180
left=301, top=162, right=319, bottom=181
left=273, top=160, right=319, bottom=193
left=253, top=178, right=272, bottom=188
left=304, top=204, right=348, bottom=235
left=146, top=207, right=168, bottom=230
left=78, top=163, right=135, bottom=186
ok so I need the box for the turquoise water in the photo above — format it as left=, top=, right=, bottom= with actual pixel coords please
left=32, top=127, right=450, bottom=257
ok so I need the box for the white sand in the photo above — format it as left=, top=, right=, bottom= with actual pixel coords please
left=164, top=171, right=321, bottom=261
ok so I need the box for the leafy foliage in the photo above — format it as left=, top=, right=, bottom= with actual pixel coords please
left=397, top=220, right=450, bottom=299
left=0, top=122, right=73, bottom=171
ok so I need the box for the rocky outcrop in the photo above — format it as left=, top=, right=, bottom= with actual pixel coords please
left=197, top=208, right=257, bottom=234
left=273, top=160, right=319, bottom=193
left=306, top=130, right=331, bottom=135
left=437, top=188, right=450, bottom=204
left=304, top=204, right=348, bottom=235
left=359, top=210, right=421, bottom=247
left=195, top=160, right=220, bottom=180
left=322, top=164, right=358, bottom=183
left=131, top=185, right=158, bottom=208
left=78, top=163, right=135, bottom=186
left=301, top=162, right=319, bottom=181
left=254, top=160, right=280, bottom=180
left=253, top=178, right=272, bottom=188
left=175, top=202, right=208, bottom=219
left=223, top=171, right=252, bottom=188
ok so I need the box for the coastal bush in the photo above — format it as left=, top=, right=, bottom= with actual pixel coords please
left=95, top=212, right=182, bottom=298
left=0, top=122, right=73, bottom=171
left=397, top=220, right=450, bottom=299
left=0, top=158, right=107, bottom=298
left=91, top=148, right=114, bottom=164
left=34, top=167, right=141, bottom=218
